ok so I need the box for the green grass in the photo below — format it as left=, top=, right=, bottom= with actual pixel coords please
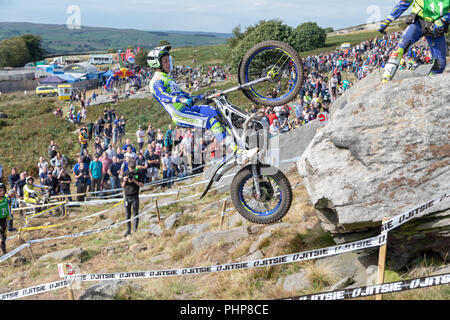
left=171, top=44, right=229, bottom=67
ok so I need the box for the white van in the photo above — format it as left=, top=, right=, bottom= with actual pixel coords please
left=88, top=55, right=114, bottom=65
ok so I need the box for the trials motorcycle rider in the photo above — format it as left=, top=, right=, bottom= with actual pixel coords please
left=147, top=45, right=258, bottom=165
left=379, top=0, right=449, bottom=82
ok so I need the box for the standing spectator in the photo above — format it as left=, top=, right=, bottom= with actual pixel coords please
left=145, top=147, right=160, bottom=182
left=103, top=123, right=112, bottom=148
left=47, top=141, right=57, bottom=159
left=82, top=149, right=92, bottom=168
left=269, top=119, right=280, bottom=137
left=58, top=169, right=72, bottom=202
left=100, top=152, right=112, bottom=192
left=81, top=106, right=87, bottom=122
left=119, top=116, right=126, bottom=142
left=112, top=123, right=120, bottom=147
left=7, top=168, right=20, bottom=211
left=50, top=152, right=68, bottom=170
left=44, top=172, right=59, bottom=196
left=13, top=172, right=27, bottom=201
left=136, top=125, right=146, bottom=151
left=108, top=156, right=122, bottom=192
left=49, top=145, right=58, bottom=160
left=121, top=160, right=144, bottom=237
left=156, top=129, right=164, bottom=147
left=89, top=155, right=103, bottom=193
left=146, top=124, right=155, bottom=145
left=86, top=120, right=94, bottom=140
left=162, top=152, right=174, bottom=188
left=136, top=153, right=148, bottom=182
left=164, top=124, right=174, bottom=151
left=78, top=128, right=88, bottom=156
left=8, top=168, right=20, bottom=190
left=266, top=110, right=278, bottom=125
left=116, top=146, right=125, bottom=163
left=94, top=120, right=101, bottom=138
left=74, top=163, right=89, bottom=201
left=105, top=144, right=116, bottom=160
left=39, top=166, right=49, bottom=186
left=37, top=157, right=49, bottom=176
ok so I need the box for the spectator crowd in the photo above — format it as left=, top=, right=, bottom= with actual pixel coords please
left=0, top=30, right=435, bottom=210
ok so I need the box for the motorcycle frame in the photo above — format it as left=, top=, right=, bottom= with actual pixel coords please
left=199, top=78, right=270, bottom=199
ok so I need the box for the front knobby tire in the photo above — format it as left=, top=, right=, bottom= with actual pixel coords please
left=230, top=164, right=292, bottom=224
left=238, top=40, right=303, bottom=107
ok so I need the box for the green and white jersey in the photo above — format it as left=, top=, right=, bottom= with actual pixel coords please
left=413, top=0, right=450, bottom=22
left=0, top=196, right=11, bottom=219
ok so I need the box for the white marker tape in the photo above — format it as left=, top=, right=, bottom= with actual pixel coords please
left=62, top=234, right=385, bottom=283
left=381, top=193, right=449, bottom=233
left=0, top=280, right=69, bottom=300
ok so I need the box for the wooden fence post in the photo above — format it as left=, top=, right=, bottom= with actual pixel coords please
left=155, top=198, right=160, bottom=221
left=19, top=233, right=36, bottom=263
left=176, top=187, right=181, bottom=200
left=376, top=217, right=389, bottom=301
left=219, top=200, right=227, bottom=230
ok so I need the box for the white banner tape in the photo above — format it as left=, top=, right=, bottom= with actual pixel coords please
left=0, top=279, right=69, bottom=300
left=284, top=272, right=450, bottom=300
left=381, top=192, right=449, bottom=233
left=62, top=234, right=386, bottom=283
left=0, top=243, right=30, bottom=263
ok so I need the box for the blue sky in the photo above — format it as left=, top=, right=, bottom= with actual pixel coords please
left=0, top=0, right=399, bottom=33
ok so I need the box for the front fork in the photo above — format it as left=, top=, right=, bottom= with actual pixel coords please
left=251, top=164, right=261, bottom=199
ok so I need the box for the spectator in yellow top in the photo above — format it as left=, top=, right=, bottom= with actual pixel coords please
left=78, top=128, right=88, bottom=156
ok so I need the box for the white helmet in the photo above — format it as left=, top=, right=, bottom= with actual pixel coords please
left=147, top=45, right=172, bottom=70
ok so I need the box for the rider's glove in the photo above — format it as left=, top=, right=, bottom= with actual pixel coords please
left=433, top=17, right=446, bottom=34
left=180, top=98, right=194, bottom=108
left=378, top=18, right=392, bottom=33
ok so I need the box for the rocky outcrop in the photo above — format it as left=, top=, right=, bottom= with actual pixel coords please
left=78, top=280, right=141, bottom=300
left=38, top=248, right=86, bottom=262
left=175, top=223, right=211, bottom=235
left=192, top=227, right=249, bottom=252
left=297, top=69, right=450, bottom=269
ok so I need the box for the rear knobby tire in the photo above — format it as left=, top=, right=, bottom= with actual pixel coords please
left=230, top=164, right=292, bottom=224
left=238, top=40, right=303, bottom=107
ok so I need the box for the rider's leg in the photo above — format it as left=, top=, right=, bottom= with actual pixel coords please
left=382, top=20, right=423, bottom=82
left=179, top=105, right=257, bottom=163
left=180, top=105, right=241, bottom=152
left=425, top=35, right=447, bottom=75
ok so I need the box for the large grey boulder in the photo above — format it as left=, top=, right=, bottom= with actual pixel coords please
left=78, top=280, right=134, bottom=300
left=175, top=222, right=211, bottom=235
left=297, top=69, right=450, bottom=269
left=148, top=224, right=163, bottom=237
left=192, top=227, right=249, bottom=252
left=38, top=248, right=86, bottom=262
left=165, top=211, right=183, bottom=230
left=278, top=271, right=310, bottom=291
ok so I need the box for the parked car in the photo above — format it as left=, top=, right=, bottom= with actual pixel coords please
left=36, top=85, right=58, bottom=97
